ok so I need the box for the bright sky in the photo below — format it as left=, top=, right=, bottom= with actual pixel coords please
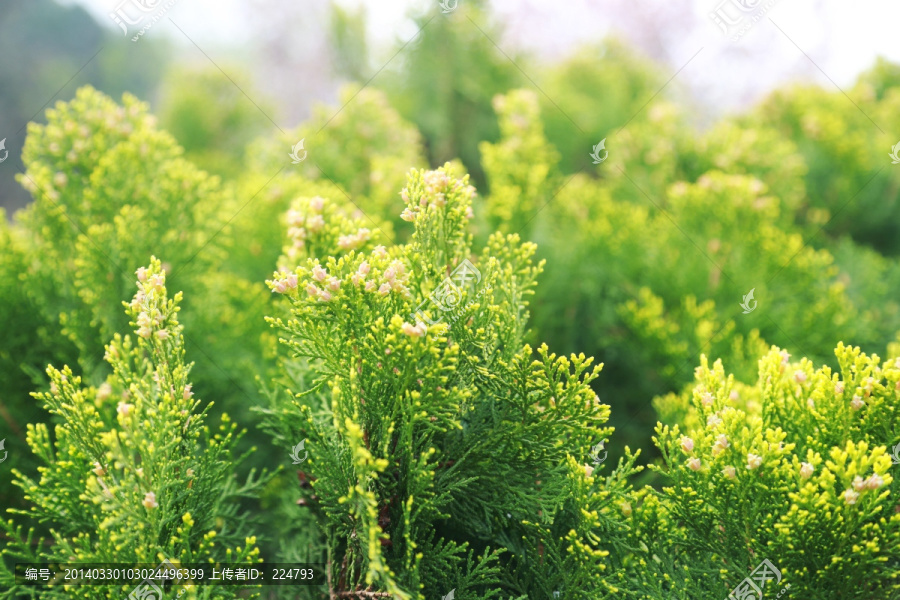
left=66, top=0, right=900, bottom=116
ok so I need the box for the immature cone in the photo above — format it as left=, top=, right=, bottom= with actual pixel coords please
left=864, top=474, right=884, bottom=490
left=143, top=492, right=158, bottom=509
left=711, top=434, right=729, bottom=456
left=799, top=462, right=814, bottom=479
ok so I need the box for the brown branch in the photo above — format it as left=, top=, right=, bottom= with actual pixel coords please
left=0, top=404, right=24, bottom=439
left=335, top=591, right=392, bottom=598
left=327, top=547, right=336, bottom=600
left=338, top=548, right=350, bottom=592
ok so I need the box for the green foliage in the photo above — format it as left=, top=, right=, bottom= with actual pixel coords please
left=535, top=39, right=663, bottom=175
left=258, top=165, right=630, bottom=598
left=18, top=86, right=224, bottom=373
left=751, top=71, right=900, bottom=254
left=247, top=85, right=425, bottom=231
left=0, top=211, right=77, bottom=526
left=606, top=102, right=808, bottom=220
left=15, top=83, right=271, bottom=429
left=0, top=0, right=168, bottom=212
left=3, top=34, right=900, bottom=600
left=649, top=345, right=900, bottom=598
left=0, top=258, right=265, bottom=599
left=329, top=4, right=369, bottom=82
left=479, top=90, right=561, bottom=234
left=480, top=85, right=900, bottom=463
left=380, top=0, right=519, bottom=183
left=158, top=65, right=274, bottom=179
left=3, top=88, right=279, bottom=566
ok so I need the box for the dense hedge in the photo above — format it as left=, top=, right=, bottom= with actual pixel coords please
left=1, top=43, right=899, bottom=599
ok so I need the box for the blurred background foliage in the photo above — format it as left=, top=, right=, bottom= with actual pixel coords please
left=2, top=0, right=900, bottom=562
left=0, top=0, right=168, bottom=213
